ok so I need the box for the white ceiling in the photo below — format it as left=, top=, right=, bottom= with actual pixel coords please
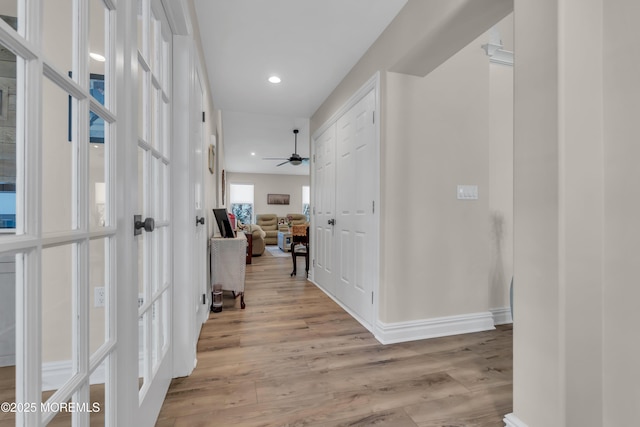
left=193, top=0, right=408, bottom=175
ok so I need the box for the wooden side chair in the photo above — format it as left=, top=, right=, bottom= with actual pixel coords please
left=290, top=225, right=309, bottom=277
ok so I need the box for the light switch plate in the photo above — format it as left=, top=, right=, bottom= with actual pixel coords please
left=457, top=185, right=478, bottom=200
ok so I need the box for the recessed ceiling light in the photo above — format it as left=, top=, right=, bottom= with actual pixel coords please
left=251, top=152, right=256, bottom=156
left=268, top=76, right=281, bottom=84
left=90, top=52, right=106, bottom=62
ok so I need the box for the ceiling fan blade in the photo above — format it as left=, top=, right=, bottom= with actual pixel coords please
left=276, top=160, right=290, bottom=167
left=301, top=158, right=310, bottom=164
left=263, top=157, right=289, bottom=160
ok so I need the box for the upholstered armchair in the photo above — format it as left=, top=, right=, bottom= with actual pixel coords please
left=246, top=224, right=266, bottom=256
left=256, top=214, right=279, bottom=245
left=286, top=213, right=307, bottom=226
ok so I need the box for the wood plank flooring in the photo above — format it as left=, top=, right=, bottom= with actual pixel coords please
left=157, top=249, right=513, bottom=427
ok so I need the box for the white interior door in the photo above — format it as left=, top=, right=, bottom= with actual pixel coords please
left=135, top=0, right=172, bottom=423
left=312, top=83, right=378, bottom=331
left=192, top=70, right=208, bottom=327
left=313, top=124, right=336, bottom=294
left=335, top=89, right=376, bottom=326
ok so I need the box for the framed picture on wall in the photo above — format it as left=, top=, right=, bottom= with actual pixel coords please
left=267, top=194, right=290, bottom=205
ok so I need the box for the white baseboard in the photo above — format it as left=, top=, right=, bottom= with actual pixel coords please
left=490, top=307, right=513, bottom=325
left=504, top=413, right=528, bottom=427
left=42, top=360, right=106, bottom=391
left=374, top=312, right=495, bottom=345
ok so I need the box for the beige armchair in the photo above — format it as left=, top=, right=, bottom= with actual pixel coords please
left=256, top=214, right=279, bottom=245
left=246, top=224, right=266, bottom=256
left=286, top=213, right=307, bottom=226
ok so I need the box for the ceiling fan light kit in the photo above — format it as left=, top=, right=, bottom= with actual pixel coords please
left=263, top=129, right=309, bottom=167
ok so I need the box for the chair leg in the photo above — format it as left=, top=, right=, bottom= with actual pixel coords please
left=291, top=243, right=297, bottom=277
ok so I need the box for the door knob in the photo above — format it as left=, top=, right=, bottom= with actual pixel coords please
left=196, top=216, right=205, bottom=226
left=134, top=215, right=155, bottom=235
left=328, top=218, right=336, bottom=226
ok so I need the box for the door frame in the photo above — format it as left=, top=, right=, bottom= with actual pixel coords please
left=310, top=72, right=381, bottom=333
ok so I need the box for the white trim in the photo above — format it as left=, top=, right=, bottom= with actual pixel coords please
left=504, top=413, right=528, bottom=427
left=490, top=307, right=513, bottom=325
left=161, top=0, right=192, bottom=36
left=374, top=312, right=495, bottom=345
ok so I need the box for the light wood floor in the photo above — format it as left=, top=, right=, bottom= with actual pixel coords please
left=157, top=249, right=513, bottom=427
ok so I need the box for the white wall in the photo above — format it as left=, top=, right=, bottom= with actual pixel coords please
left=512, top=0, right=605, bottom=426
left=382, top=34, right=491, bottom=323
left=602, top=0, right=640, bottom=425
left=226, top=172, right=309, bottom=220
left=488, top=47, right=513, bottom=312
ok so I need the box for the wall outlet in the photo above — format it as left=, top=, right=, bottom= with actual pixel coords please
left=94, top=286, right=105, bottom=308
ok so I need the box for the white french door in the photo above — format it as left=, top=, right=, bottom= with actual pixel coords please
left=0, top=1, right=121, bottom=425
left=135, top=0, right=173, bottom=423
left=312, top=81, right=378, bottom=330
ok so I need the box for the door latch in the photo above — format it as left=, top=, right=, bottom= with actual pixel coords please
left=196, top=216, right=205, bottom=226
left=328, top=218, right=336, bottom=226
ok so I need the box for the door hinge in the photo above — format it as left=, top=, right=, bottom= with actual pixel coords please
left=202, top=293, right=206, bottom=304
left=372, top=200, right=375, bottom=214
left=371, top=292, right=374, bottom=304
left=313, top=154, right=316, bottom=163
left=313, top=259, right=316, bottom=267
left=202, top=111, right=205, bottom=122
left=372, top=111, right=375, bottom=124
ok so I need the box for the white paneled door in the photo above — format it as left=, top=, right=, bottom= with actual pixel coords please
left=312, top=82, right=378, bottom=330
left=335, top=89, right=376, bottom=325
left=313, top=124, right=336, bottom=295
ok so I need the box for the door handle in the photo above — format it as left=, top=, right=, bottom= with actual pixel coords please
left=196, top=216, right=205, bottom=226
left=134, top=215, right=155, bottom=235
left=328, top=219, right=336, bottom=226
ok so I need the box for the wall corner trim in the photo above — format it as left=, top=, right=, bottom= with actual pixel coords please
left=374, top=312, right=495, bottom=345
left=490, top=307, right=513, bottom=325
left=504, top=413, right=528, bottom=427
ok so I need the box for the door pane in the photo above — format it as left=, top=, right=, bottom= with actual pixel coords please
left=137, top=311, right=146, bottom=392
left=0, top=8, right=19, bottom=34
left=89, top=0, right=109, bottom=85
left=90, top=238, right=107, bottom=354
left=0, top=254, right=16, bottom=426
left=89, top=356, right=108, bottom=426
left=42, top=244, right=75, bottom=396
left=0, top=38, right=18, bottom=236
left=43, top=0, right=73, bottom=75
left=42, top=77, right=75, bottom=234
left=137, top=66, right=146, bottom=141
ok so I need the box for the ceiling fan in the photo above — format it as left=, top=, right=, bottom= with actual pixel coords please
left=263, top=129, right=309, bottom=167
